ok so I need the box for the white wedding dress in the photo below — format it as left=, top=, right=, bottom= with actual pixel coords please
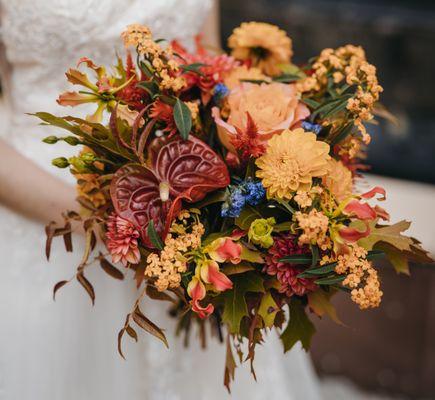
left=0, top=1, right=322, bottom=399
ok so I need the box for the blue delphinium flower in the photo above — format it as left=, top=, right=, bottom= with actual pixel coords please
left=301, top=121, right=322, bottom=135
left=244, top=180, right=266, bottom=206
left=221, top=179, right=266, bottom=218
left=213, top=83, right=229, bottom=104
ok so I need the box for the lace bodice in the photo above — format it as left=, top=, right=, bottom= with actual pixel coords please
left=0, top=0, right=212, bottom=179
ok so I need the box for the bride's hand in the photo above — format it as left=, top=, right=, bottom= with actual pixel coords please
left=0, top=139, right=78, bottom=225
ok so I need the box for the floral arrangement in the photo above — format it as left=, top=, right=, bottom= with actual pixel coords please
left=35, top=22, right=432, bottom=390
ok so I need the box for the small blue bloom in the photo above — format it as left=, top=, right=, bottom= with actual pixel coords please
left=213, top=83, right=229, bottom=104
left=301, top=121, right=322, bottom=135
left=244, top=181, right=266, bottom=206
left=221, top=179, right=265, bottom=218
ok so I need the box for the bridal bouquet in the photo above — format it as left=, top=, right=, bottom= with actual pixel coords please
left=35, top=22, right=432, bottom=390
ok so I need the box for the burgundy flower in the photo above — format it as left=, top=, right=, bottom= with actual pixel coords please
left=106, top=213, right=141, bottom=266
left=264, top=234, right=317, bottom=297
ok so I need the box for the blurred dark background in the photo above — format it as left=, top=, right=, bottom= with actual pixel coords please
left=219, top=1, right=435, bottom=398
left=220, top=0, right=435, bottom=184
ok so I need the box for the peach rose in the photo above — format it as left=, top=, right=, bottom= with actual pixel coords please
left=212, top=82, right=309, bottom=153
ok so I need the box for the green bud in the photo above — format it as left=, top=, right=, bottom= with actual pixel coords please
left=68, top=156, right=88, bottom=172
left=43, top=136, right=59, bottom=144
left=63, top=136, right=80, bottom=146
left=51, top=157, right=70, bottom=168
left=80, top=152, right=96, bottom=163
left=248, top=217, right=276, bottom=249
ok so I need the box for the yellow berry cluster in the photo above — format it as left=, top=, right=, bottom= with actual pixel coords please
left=121, top=24, right=186, bottom=92
left=295, top=209, right=331, bottom=250
left=145, top=211, right=204, bottom=292
left=335, top=245, right=383, bottom=309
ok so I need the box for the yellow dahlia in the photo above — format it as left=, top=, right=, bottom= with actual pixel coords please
left=322, top=158, right=353, bottom=202
left=228, top=22, right=292, bottom=76
left=256, top=129, right=330, bottom=199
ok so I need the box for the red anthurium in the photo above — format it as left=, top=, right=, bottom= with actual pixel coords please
left=199, top=260, right=233, bottom=292
left=187, top=277, right=214, bottom=319
left=110, top=135, right=230, bottom=246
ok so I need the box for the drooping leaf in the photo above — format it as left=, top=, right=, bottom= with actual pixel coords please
left=221, top=273, right=265, bottom=334
left=99, top=254, right=124, bottom=280
left=223, top=335, right=237, bottom=393
left=77, top=273, right=95, bottom=305
left=145, top=285, right=177, bottom=303
left=258, top=292, right=279, bottom=328
left=53, top=280, right=69, bottom=301
left=173, top=98, right=192, bottom=140
left=280, top=299, right=315, bottom=352
left=126, top=325, right=138, bottom=342
left=308, top=290, right=342, bottom=324
left=132, top=306, right=169, bottom=348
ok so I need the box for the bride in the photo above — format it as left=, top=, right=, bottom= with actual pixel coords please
left=0, top=1, right=322, bottom=399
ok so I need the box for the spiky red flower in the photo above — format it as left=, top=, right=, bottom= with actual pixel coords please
left=106, top=213, right=141, bottom=266
left=149, top=99, right=177, bottom=136
left=172, top=36, right=239, bottom=104
left=264, top=234, right=317, bottom=297
left=116, top=52, right=147, bottom=110
left=230, top=112, right=266, bottom=160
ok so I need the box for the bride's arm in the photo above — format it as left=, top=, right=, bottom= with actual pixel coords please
left=0, top=139, right=77, bottom=224
left=201, top=0, right=221, bottom=49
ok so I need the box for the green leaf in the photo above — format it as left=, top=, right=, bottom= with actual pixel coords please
left=298, top=262, right=337, bottom=277
left=329, top=123, right=354, bottom=147
left=272, top=73, right=300, bottom=83
left=235, top=206, right=262, bottom=230
left=173, top=98, right=192, bottom=140
left=180, top=63, right=207, bottom=76
left=258, top=292, right=279, bottom=328
left=136, top=81, right=160, bottom=97
left=273, top=221, right=293, bottom=232
left=278, top=255, right=312, bottom=264
left=280, top=299, right=315, bottom=352
left=301, top=98, right=321, bottom=109
left=221, top=272, right=265, bottom=334
left=367, top=249, right=386, bottom=261
left=147, top=220, right=164, bottom=251
left=315, top=275, right=346, bottom=285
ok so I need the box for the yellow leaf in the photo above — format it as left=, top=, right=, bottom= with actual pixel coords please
left=258, top=292, right=279, bottom=328
left=308, top=290, right=342, bottom=325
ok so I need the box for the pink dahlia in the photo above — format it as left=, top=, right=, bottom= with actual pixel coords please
left=106, top=213, right=141, bottom=266
left=264, top=234, right=317, bottom=297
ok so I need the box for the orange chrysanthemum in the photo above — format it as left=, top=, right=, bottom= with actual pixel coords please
left=256, top=129, right=331, bottom=199
left=323, top=158, right=353, bottom=202
left=228, top=22, right=292, bottom=76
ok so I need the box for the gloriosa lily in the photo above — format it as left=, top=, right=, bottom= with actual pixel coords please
left=57, top=57, right=136, bottom=123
